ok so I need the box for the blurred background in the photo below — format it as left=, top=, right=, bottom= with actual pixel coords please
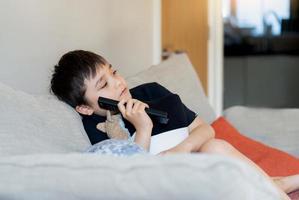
left=1, top=0, right=298, bottom=114
left=223, top=0, right=299, bottom=109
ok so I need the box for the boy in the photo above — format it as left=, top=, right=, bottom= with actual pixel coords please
left=51, top=50, right=298, bottom=198
left=50, top=50, right=214, bottom=153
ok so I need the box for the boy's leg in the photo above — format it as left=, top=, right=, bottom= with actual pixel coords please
left=272, top=175, right=299, bottom=194
left=199, top=139, right=291, bottom=200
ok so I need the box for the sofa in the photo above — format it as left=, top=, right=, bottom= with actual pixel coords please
left=0, top=53, right=297, bottom=199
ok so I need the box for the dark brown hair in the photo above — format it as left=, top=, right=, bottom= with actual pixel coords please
left=50, top=50, right=106, bottom=107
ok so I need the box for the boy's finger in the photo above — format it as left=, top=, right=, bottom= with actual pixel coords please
left=118, top=99, right=126, bottom=117
left=132, top=101, right=141, bottom=112
left=138, top=104, right=147, bottom=113
left=126, top=99, right=134, bottom=114
left=136, top=101, right=148, bottom=111
left=131, top=99, right=142, bottom=112
left=134, top=99, right=148, bottom=108
left=143, top=102, right=149, bottom=108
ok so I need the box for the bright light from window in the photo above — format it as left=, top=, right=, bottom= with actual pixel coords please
left=222, top=0, right=290, bottom=35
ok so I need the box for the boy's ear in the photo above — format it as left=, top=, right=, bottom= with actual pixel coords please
left=75, top=104, right=94, bottom=115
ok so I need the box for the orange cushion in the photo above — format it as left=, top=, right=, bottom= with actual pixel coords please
left=211, top=117, right=299, bottom=177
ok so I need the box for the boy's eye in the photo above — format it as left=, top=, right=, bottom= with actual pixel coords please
left=113, top=70, right=117, bottom=75
left=100, top=82, right=107, bottom=89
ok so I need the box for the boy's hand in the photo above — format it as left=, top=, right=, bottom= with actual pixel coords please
left=117, top=98, right=153, bottom=133
left=118, top=98, right=153, bottom=150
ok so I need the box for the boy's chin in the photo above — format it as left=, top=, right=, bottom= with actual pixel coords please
left=119, top=96, right=130, bottom=102
left=120, top=93, right=132, bottom=102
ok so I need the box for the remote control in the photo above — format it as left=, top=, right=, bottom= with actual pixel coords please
left=98, top=97, right=169, bottom=124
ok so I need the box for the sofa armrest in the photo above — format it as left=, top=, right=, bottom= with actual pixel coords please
left=224, top=106, right=299, bottom=157
left=0, top=153, right=281, bottom=199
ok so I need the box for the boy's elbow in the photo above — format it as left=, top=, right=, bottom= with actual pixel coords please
left=193, top=123, right=215, bottom=140
left=208, top=125, right=216, bottom=139
left=188, top=117, right=215, bottom=139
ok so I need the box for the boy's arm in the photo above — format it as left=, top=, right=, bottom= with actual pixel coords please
left=159, top=117, right=215, bottom=154
left=134, top=128, right=152, bottom=151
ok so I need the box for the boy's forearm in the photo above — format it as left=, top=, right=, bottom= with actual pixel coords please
left=134, top=128, right=152, bottom=151
left=179, top=124, right=215, bottom=152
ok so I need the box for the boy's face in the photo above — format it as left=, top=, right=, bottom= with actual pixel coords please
left=76, top=63, right=132, bottom=116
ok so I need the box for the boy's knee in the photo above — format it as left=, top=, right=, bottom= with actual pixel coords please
left=200, top=139, right=233, bottom=154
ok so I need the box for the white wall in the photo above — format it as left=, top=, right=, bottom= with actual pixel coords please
left=0, top=0, right=160, bottom=94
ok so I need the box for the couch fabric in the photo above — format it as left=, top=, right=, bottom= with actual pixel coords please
left=213, top=117, right=299, bottom=176
left=0, top=53, right=292, bottom=199
left=0, top=154, right=281, bottom=200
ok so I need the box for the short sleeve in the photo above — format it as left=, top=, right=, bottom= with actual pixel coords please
left=130, top=82, right=173, bottom=101
left=148, top=93, right=198, bottom=136
left=182, top=102, right=197, bottom=125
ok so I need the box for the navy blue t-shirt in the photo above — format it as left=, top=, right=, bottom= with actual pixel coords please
left=82, top=82, right=197, bottom=145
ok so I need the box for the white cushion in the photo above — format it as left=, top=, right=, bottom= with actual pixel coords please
left=126, top=53, right=216, bottom=124
left=0, top=82, right=90, bottom=156
left=0, top=153, right=281, bottom=200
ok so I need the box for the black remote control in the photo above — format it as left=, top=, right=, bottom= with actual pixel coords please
left=98, top=97, right=169, bottom=124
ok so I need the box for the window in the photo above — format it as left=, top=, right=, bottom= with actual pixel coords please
left=223, top=0, right=290, bottom=35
